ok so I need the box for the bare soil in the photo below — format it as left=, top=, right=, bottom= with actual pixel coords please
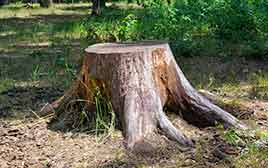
left=0, top=81, right=267, bottom=168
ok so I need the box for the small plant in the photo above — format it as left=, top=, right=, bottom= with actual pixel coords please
left=206, top=73, right=216, bottom=89
left=116, top=14, right=139, bottom=41
left=75, top=81, right=116, bottom=143
left=93, top=85, right=115, bottom=143
left=31, top=65, right=41, bottom=81
left=224, top=128, right=243, bottom=145
left=64, top=63, right=76, bottom=78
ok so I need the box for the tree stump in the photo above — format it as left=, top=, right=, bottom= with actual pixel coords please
left=42, top=41, right=247, bottom=150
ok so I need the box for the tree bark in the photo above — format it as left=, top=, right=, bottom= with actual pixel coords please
left=0, top=0, right=8, bottom=6
left=91, top=0, right=105, bottom=16
left=41, top=41, right=247, bottom=151
left=39, top=0, right=52, bottom=8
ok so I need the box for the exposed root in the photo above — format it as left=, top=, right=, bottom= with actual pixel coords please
left=157, top=110, right=194, bottom=147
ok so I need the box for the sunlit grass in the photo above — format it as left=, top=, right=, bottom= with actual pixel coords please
left=0, top=3, right=90, bottom=18
left=0, top=3, right=90, bottom=61
left=249, top=72, right=268, bottom=100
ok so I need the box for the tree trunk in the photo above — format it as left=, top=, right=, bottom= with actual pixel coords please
left=41, top=41, right=247, bottom=151
left=39, top=0, right=52, bottom=8
left=92, top=0, right=105, bottom=16
left=100, top=0, right=105, bottom=8
left=0, top=0, right=8, bottom=6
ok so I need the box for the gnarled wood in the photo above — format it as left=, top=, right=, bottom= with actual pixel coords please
left=42, top=41, right=247, bottom=151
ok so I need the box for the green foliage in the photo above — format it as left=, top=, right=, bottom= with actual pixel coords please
left=84, top=0, right=268, bottom=58
left=224, top=128, right=243, bottom=145
left=117, top=14, right=139, bottom=41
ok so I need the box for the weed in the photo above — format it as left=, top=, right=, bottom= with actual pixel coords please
left=249, top=72, right=268, bottom=100
left=224, top=129, right=243, bottom=145
left=93, top=85, right=115, bottom=143
left=30, top=65, right=41, bottom=81
left=71, top=82, right=116, bottom=143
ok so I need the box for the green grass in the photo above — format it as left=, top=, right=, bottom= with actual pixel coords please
left=232, top=129, right=268, bottom=168
left=235, top=145, right=268, bottom=168
left=213, top=126, right=268, bottom=168
left=93, top=86, right=115, bottom=143
left=249, top=72, right=268, bottom=100
left=0, top=3, right=89, bottom=56
left=0, top=3, right=90, bottom=18
left=0, top=3, right=88, bottom=92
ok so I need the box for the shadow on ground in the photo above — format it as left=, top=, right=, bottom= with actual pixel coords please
left=0, top=85, right=63, bottom=118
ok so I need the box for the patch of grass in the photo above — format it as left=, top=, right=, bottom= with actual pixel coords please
left=30, top=65, right=42, bottom=81
left=0, top=3, right=88, bottom=93
left=216, top=83, right=243, bottom=96
left=92, top=85, right=115, bottom=143
left=0, top=3, right=89, bottom=59
left=67, top=82, right=116, bottom=143
left=218, top=127, right=268, bottom=168
left=0, top=79, right=14, bottom=93
left=249, top=72, right=268, bottom=100
left=223, top=129, right=244, bottom=145
left=255, top=130, right=268, bottom=140
left=235, top=143, right=268, bottom=168
left=0, top=3, right=89, bottom=18
left=223, top=99, right=242, bottom=109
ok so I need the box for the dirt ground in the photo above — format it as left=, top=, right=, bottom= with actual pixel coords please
left=0, top=77, right=268, bottom=168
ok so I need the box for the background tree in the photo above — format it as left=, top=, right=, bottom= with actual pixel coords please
left=92, top=0, right=106, bottom=16
left=0, top=0, right=8, bottom=6
left=39, top=0, right=53, bottom=7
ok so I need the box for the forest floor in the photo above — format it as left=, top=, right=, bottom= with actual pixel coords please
left=1, top=3, right=268, bottom=168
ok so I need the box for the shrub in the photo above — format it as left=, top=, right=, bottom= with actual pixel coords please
left=85, top=0, right=268, bottom=58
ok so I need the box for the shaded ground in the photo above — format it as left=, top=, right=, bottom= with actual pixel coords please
left=0, top=3, right=268, bottom=168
